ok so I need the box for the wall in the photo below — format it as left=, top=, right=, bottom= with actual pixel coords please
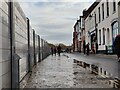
left=85, top=0, right=119, bottom=51
left=29, top=26, right=34, bottom=67
left=35, top=34, right=39, bottom=62
left=0, top=1, right=50, bottom=89
left=14, top=2, right=28, bottom=81
left=97, top=1, right=119, bottom=51
left=0, top=1, right=11, bottom=89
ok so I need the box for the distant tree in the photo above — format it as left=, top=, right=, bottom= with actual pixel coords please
left=48, top=43, right=55, bottom=47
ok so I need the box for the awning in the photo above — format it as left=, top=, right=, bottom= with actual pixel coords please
left=89, top=30, right=96, bottom=35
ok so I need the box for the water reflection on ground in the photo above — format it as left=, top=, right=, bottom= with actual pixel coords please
left=25, top=54, right=111, bottom=88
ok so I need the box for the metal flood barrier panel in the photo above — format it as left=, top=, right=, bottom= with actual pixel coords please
left=38, top=35, right=41, bottom=62
left=0, top=1, right=51, bottom=89
left=41, top=38, right=44, bottom=60
left=41, top=40, right=50, bottom=60
left=35, top=34, right=39, bottom=63
left=27, top=18, right=31, bottom=72
left=14, top=2, right=28, bottom=82
left=33, top=30, right=36, bottom=65
left=44, top=41, right=50, bottom=58
left=29, top=27, right=34, bottom=68
left=27, top=18, right=33, bottom=72
left=42, top=40, right=45, bottom=60
left=0, top=1, right=11, bottom=89
left=40, top=38, right=43, bottom=61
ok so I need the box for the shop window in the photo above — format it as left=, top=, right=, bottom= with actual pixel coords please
left=106, top=0, right=109, bottom=17
left=113, top=0, right=116, bottom=13
left=107, top=28, right=110, bottom=45
left=102, top=3, right=104, bottom=20
left=103, top=28, right=105, bottom=45
left=112, top=21, right=118, bottom=42
left=98, top=7, right=101, bottom=22
left=99, top=30, right=101, bottom=45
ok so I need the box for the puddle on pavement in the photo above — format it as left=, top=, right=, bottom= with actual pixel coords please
left=72, top=62, right=109, bottom=88
left=24, top=55, right=119, bottom=88
left=63, top=54, right=71, bottom=59
left=73, top=59, right=120, bottom=88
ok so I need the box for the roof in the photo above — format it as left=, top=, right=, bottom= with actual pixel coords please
left=84, top=0, right=101, bottom=20
left=73, top=19, right=80, bottom=28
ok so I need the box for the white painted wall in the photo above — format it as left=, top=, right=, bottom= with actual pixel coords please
left=85, top=0, right=120, bottom=51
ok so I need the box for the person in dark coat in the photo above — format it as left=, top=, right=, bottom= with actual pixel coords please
left=83, top=41, right=86, bottom=55
left=96, top=42, right=98, bottom=53
left=114, top=34, right=120, bottom=62
left=92, top=42, right=95, bottom=54
left=51, top=47, right=53, bottom=56
left=86, top=43, right=90, bottom=55
left=54, top=47, right=57, bottom=56
left=57, top=45, right=61, bottom=56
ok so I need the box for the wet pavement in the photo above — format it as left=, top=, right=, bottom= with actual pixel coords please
left=64, top=53, right=120, bottom=79
left=25, top=54, right=111, bottom=88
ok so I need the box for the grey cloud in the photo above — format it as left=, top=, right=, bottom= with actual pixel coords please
left=20, top=1, right=94, bottom=45
left=41, top=33, right=72, bottom=45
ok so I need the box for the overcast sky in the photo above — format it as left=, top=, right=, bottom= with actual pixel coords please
left=19, top=0, right=95, bottom=46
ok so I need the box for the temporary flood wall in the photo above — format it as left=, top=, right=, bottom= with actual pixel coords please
left=0, top=1, right=50, bottom=89
left=0, top=1, right=11, bottom=89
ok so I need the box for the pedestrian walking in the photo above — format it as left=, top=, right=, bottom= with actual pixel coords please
left=86, top=43, right=90, bottom=55
left=114, top=34, right=120, bottom=62
left=57, top=45, right=61, bottom=56
left=96, top=42, right=98, bottom=53
left=54, top=47, right=57, bottom=56
left=66, top=48, right=69, bottom=53
left=70, top=49, right=71, bottom=53
left=51, top=47, right=53, bottom=56
left=83, top=41, right=86, bottom=55
left=92, top=42, right=95, bottom=54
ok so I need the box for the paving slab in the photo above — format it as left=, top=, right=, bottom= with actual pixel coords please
left=25, top=54, right=111, bottom=88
